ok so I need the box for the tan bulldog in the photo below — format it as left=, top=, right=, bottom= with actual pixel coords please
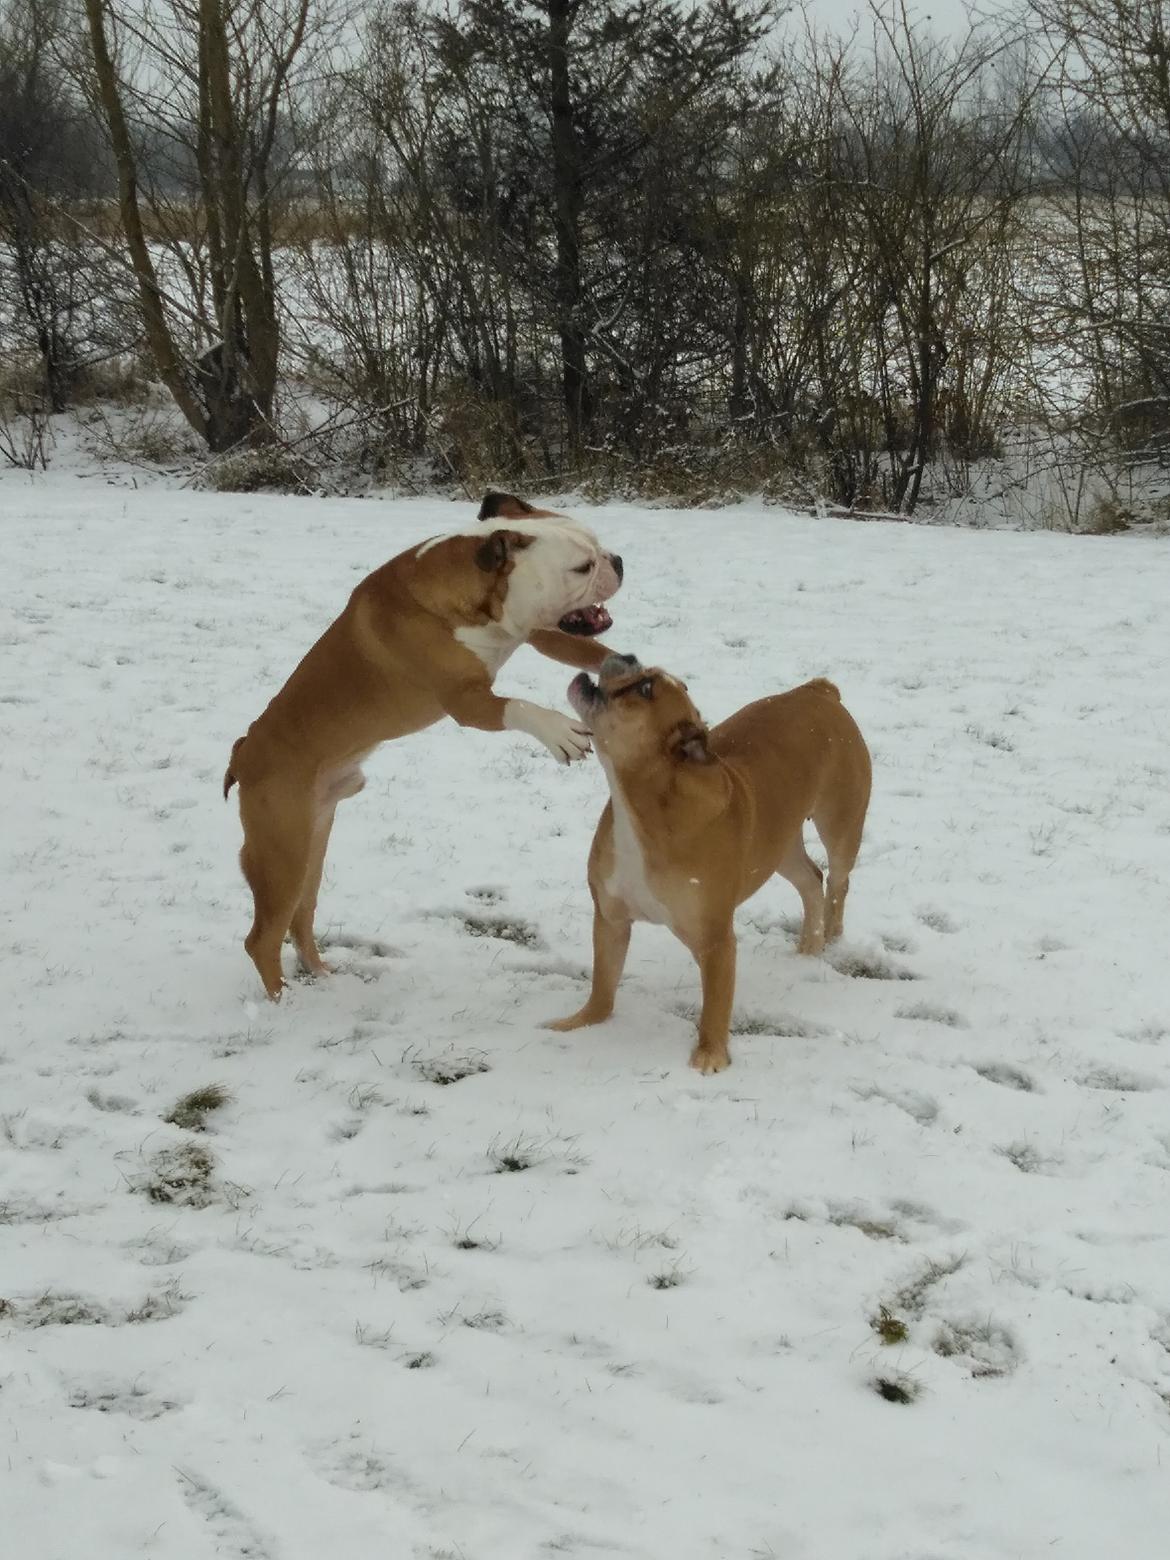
left=548, top=655, right=872, bottom=1073
left=225, top=492, right=623, bottom=998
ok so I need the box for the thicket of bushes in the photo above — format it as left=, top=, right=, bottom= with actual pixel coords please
left=1, top=0, right=1167, bottom=527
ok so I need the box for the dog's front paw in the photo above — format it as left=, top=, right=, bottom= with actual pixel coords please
left=504, top=700, right=592, bottom=764
left=688, top=1044, right=731, bottom=1075
left=543, top=1006, right=608, bottom=1032
left=542, top=710, right=592, bottom=764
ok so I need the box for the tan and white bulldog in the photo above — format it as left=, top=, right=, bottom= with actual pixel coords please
left=547, top=655, right=872, bottom=1073
left=225, top=492, right=623, bottom=998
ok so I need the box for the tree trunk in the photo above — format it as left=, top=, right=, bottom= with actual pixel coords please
left=547, top=0, right=592, bottom=450
left=83, top=0, right=210, bottom=444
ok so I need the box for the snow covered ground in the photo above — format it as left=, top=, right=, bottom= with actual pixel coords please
left=3, top=474, right=1170, bottom=1560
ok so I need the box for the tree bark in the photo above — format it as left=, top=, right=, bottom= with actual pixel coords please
left=547, top=0, right=592, bottom=450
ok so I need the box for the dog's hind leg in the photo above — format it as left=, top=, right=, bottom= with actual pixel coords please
left=239, top=785, right=317, bottom=999
left=289, top=807, right=337, bottom=978
left=776, top=836, right=826, bottom=955
left=814, top=798, right=866, bottom=945
left=288, top=764, right=367, bottom=977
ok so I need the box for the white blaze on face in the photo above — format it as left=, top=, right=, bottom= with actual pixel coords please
left=492, top=519, right=617, bottom=637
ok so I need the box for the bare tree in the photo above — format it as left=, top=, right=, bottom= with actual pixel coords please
left=1028, top=0, right=1170, bottom=470
left=819, top=3, right=1034, bottom=510
left=77, top=0, right=327, bottom=449
left=0, top=0, right=108, bottom=411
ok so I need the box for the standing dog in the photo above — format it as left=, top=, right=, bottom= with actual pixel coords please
left=547, top=655, right=872, bottom=1073
left=225, top=492, right=623, bottom=998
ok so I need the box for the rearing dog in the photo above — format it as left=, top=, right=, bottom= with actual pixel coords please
left=224, top=492, right=623, bottom=998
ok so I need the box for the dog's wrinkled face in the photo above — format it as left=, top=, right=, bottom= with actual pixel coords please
left=568, top=654, right=712, bottom=768
left=477, top=518, right=623, bottom=637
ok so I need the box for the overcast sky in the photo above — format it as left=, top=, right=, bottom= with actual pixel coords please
left=794, top=0, right=983, bottom=39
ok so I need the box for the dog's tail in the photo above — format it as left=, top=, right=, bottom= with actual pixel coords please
left=223, top=735, right=246, bottom=800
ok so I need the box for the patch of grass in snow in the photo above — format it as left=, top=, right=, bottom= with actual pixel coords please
left=932, top=1316, right=1019, bottom=1378
left=347, top=1083, right=384, bottom=1110
left=827, top=947, right=919, bottom=981
left=854, top=1085, right=939, bottom=1126
left=127, top=1142, right=246, bottom=1209
left=873, top=1373, right=922, bottom=1404
left=365, top=1256, right=428, bottom=1293
left=0, top=1197, right=77, bottom=1225
left=965, top=723, right=1015, bottom=752
left=459, top=1307, right=509, bottom=1331
left=870, top=1306, right=910, bottom=1345
left=449, top=1216, right=501, bottom=1252
left=487, top=1133, right=585, bottom=1176
left=466, top=885, right=504, bottom=904
left=898, top=1001, right=968, bottom=1028
left=461, top=912, right=545, bottom=949
left=892, top=1255, right=965, bottom=1318
left=880, top=931, right=915, bottom=954
left=648, top=1260, right=690, bottom=1290
left=1079, top=1066, right=1158, bottom=1092
left=408, top=1046, right=491, bottom=1086
left=997, top=1140, right=1052, bottom=1174
left=674, top=1002, right=828, bottom=1039
left=0, top=1286, right=184, bottom=1328
left=604, top=1222, right=680, bottom=1254
left=321, top=931, right=399, bottom=959
left=827, top=1206, right=903, bottom=1242
left=163, top=1082, right=231, bottom=1131
left=354, top=1323, right=396, bottom=1350
left=86, top=1088, right=139, bottom=1114
left=68, top=1382, right=180, bottom=1419
left=1123, top=1022, right=1169, bottom=1045
left=973, top=1061, right=1035, bottom=1091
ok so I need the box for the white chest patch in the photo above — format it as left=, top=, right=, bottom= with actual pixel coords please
left=454, top=623, right=522, bottom=678
left=603, top=764, right=672, bottom=926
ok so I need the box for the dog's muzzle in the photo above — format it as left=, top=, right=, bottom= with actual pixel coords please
left=569, top=653, right=640, bottom=720
left=557, top=553, right=624, bottom=637
left=568, top=672, right=599, bottom=720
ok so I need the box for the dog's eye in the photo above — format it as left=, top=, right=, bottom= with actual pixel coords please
left=571, top=563, right=592, bottom=575
left=638, top=680, right=654, bottom=699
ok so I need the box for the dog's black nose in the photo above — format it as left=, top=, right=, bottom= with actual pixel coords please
left=610, top=553, right=623, bottom=582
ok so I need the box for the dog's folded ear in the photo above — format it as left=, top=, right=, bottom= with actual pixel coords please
left=478, top=491, right=537, bottom=522
left=672, top=721, right=714, bottom=764
left=475, top=528, right=534, bottom=571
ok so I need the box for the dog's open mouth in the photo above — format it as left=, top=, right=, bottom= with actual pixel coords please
left=558, top=604, right=613, bottom=636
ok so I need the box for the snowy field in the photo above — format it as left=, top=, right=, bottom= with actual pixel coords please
left=3, top=475, right=1170, bottom=1560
